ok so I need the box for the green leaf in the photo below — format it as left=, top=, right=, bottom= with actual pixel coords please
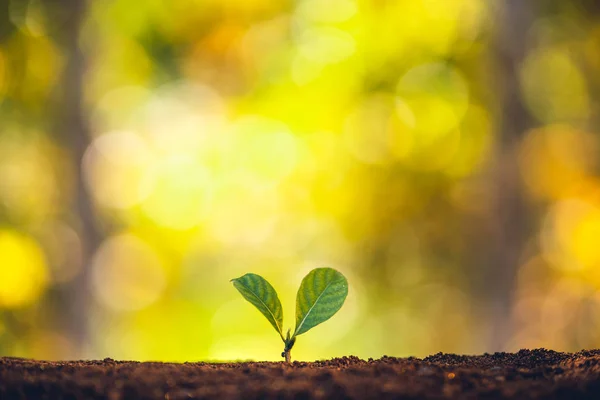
left=231, top=273, right=284, bottom=340
left=294, top=268, right=348, bottom=337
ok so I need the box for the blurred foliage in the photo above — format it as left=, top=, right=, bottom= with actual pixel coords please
left=1, top=0, right=600, bottom=361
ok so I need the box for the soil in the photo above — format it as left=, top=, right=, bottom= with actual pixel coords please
left=2, top=349, right=600, bottom=399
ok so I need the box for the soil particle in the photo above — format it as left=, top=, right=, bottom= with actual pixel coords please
left=2, top=349, right=600, bottom=399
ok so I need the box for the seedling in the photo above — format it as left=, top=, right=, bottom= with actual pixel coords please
left=231, top=267, right=348, bottom=363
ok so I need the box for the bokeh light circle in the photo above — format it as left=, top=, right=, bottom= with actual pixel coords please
left=82, top=131, right=153, bottom=209
left=0, top=231, right=48, bottom=308
left=91, top=233, right=166, bottom=312
left=391, top=62, right=469, bottom=170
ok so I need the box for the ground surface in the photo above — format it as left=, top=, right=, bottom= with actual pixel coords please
left=1, top=349, right=600, bottom=399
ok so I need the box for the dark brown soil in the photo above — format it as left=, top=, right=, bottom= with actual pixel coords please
left=2, top=349, right=600, bottom=399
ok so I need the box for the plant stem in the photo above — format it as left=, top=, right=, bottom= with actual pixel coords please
left=284, top=349, right=291, bottom=363
left=283, top=331, right=295, bottom=363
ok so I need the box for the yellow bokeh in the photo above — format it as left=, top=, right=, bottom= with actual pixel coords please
left=85, top=36, right=153, bottom=100
left=390, top=62, right=469, bottom=170
left=520, top=125, right=598, bottom=200
left=0, top=231, right=48, bottom=308
left=3, top=33, right=62, bottom=103
left=571, top=208, right=600, bottom=271
left=0, top=135, right=62, bottom=223
left=363, top=0, right=484, bottom=62
left=82, top=131, right=153, bottom=209
left=343, top=93, right=396, bottom=165
left=91, top=233, right=169, bottom=311
left=296, top=0, right=357, bottom=24
left=5, top=0, right=600, bottom=360
left=541, top=197, right=600, bottom=288
left=520, top=46, right=590, bottom=123
left=140, top=155, right=213, bottom=229
left=444, top=104, right=493, bottom=177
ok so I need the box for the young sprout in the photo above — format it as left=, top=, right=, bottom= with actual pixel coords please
left=231, top=267, right=348, bottom=363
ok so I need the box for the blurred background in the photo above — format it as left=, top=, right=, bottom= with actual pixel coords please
left=1, top=0, right=600, bottom=362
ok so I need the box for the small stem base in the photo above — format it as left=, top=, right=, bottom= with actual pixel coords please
left=284, top=349, right=291, bottom=363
